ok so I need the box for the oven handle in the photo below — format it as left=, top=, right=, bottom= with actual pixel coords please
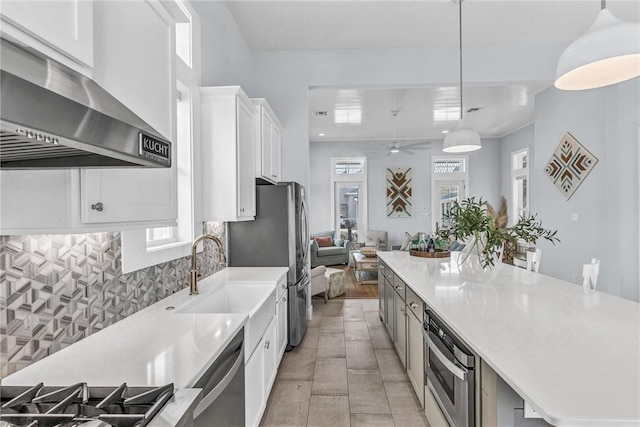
left=424, top=330, right=467, bottom=381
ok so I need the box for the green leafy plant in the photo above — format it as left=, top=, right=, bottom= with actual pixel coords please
left=444, top=197, right=559, bottom=268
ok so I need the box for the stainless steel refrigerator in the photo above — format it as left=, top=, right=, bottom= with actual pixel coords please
left=227, top=182, right=310, bottom=347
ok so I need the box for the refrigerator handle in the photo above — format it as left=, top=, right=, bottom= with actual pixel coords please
left=300, top=194, right=310, bottom=264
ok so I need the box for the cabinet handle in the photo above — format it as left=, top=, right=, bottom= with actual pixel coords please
left=409, top=302, right=418, bottom=309
left=91, top=202, right=104, bottom=212
left=395, top=285, right=402, bottom=291
left=272, top=174, right=277, bottom=178
left=265, top=340, right=270, bottom=349
left=283, top=296, right=287, bottom=302
left=240, top=208, right=245, bottom=213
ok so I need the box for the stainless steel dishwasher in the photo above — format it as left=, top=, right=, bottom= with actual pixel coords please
left=193, top=327, right=245, bottom=427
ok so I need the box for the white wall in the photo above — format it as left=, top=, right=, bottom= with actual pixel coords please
left=310, top=139, right=502, bottom=248
left=530, top=78, right=639, bottom=301
left=467, top=137, right=502, bottom=210
left=192, top=1, right=254, bottom=90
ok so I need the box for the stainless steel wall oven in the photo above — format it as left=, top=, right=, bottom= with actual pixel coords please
left=424, top=309, right=475, bottom=427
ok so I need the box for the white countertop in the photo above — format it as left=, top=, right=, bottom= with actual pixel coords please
left=2, top=266, right=287, bottom=400
left=378, top=251, right=640, bottom=427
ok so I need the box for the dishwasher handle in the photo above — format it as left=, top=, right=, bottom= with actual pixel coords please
left=193, top=340, right=244, bottom=418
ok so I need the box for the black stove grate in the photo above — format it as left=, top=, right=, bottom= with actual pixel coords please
left=0, top=383, right=173, bottom=427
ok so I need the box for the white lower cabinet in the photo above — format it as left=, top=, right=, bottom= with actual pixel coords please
left=245, top=337, right=265, bottom=427
left=262, top=318, right=277, bottom=399
left=245, top=315, right=277, bottom=427
left=276, top=286, right=288, bottom=364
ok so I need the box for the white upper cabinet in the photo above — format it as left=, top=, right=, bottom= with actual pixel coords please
left=0, top=0, right=178, bottom=234
left=92, top=0, right=173, bottom=139
left=84, top=0, right=176, bottom=226
left=0, top=170, right=73, bottom=233
left=0, top=0, right=94, bottom=71
left=252, top=99, right=283, bottom=183
left=201, top=86, right=257, bottom=222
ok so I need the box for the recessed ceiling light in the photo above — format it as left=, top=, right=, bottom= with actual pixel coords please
left=442, top=130, right=449, bottom=134
left=319, top=133, right=325, bottom=136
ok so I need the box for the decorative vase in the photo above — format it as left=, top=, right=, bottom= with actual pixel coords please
left=457, top=232, right=503, bottom=282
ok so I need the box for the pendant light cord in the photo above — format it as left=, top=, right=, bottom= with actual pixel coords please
left=458, top=0, right=464, bottom=121
left=601, top=0, right=605, bottom=10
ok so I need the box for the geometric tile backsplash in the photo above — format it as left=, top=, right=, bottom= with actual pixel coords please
left=0, top=222, right=226, bottom=377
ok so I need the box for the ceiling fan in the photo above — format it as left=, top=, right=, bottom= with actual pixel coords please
left=369, top=109, right=432, bottom=156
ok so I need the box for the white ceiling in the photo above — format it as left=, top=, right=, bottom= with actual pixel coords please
left=224, top=1, right=640, bottom=143
left=308, top=84, right=549, bottom=142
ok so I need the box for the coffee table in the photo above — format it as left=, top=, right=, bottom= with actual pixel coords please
left=352, top=252, right=378, bottom=285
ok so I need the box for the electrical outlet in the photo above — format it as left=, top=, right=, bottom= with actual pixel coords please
left=571, top=213, right=579, bottom=221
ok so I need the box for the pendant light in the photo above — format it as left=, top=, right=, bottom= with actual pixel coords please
left=555, top=0, right=640, bottom=91
left=443, top=0, right=481, bottom=153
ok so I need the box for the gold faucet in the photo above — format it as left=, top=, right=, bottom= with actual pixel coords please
left=190, top=234, right=227, bottom=295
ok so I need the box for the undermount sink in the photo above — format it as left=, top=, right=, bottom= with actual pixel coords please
left=178, top=284, right=273, bottom=314
left=177, top=284, right=277, bottom=358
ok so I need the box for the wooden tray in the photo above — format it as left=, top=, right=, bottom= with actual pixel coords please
left=410, top=249, right=451, bottom=258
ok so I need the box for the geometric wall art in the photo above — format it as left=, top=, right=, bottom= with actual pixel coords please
left=386, top=167, right=412, bottom=217
left=544, top=132, right=598, bottom=200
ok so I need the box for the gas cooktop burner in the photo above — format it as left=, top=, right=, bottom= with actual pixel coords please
left=0, top=382, right=174, bottom=427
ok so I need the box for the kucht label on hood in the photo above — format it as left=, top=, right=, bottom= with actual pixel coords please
left=139, top=133, right=171, bottom=166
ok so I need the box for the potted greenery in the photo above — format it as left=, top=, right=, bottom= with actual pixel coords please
left=444, top=197, right=559, bottom=281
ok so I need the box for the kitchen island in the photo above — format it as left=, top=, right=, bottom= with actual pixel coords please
left=2, top=267, right=288, bottom=427
left=378, top=251, right=640, bottom=427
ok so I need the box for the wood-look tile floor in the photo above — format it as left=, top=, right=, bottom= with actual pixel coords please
left=259, top=299, right=429, bottom=427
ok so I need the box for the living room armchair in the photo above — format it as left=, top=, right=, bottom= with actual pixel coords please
left=362, top=230, right=388, bottom=251
left=310, top=231, right=350, bottom=267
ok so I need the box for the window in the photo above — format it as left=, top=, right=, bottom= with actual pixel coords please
left=121, top=0, right=200, bottom=273
left=431, top=156, right=468, bottom=231
left=331, top=157, right=367, bottom=243
left=335, top=161, right=363, bottom=175
left=146, top=83, right=193, bottom=250
left=174, top=0, right=192, bottom=67
left=511, top=148, right=529, bottom=223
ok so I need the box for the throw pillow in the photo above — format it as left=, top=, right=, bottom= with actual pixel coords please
left=365, top=237, right=381, bottom=247
left=314, top=236, right=333, bottom=247
left=334, top=239, right=344, bottom=247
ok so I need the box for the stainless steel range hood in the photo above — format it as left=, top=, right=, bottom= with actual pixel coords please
left=0, top=39, right=171, bottom=169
